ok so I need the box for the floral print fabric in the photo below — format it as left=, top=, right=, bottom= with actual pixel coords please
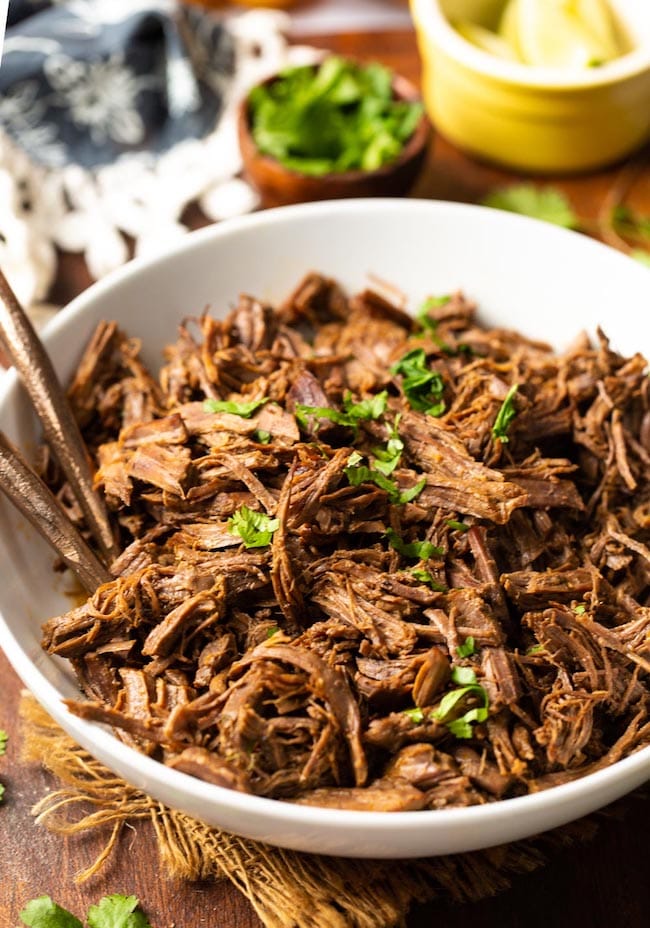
left=0, top=0, right=234, bottom=167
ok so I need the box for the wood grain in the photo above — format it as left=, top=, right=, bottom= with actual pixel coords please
left=2, top=24, right=650, bottom=928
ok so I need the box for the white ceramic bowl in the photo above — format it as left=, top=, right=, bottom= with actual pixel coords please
left=1, top=199, right=649, bottom=858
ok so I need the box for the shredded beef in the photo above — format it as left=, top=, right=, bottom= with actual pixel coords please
left=41, top=273, right=650, bottom=810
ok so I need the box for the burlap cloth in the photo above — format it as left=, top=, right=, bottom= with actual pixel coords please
left=18, top=692, right=644, bottom=928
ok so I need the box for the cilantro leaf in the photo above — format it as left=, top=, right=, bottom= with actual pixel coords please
left=295, top=390, right=387, bottom=433
left=446, top=519, right=469, bottom=533
left=228, top=506, right=279, bottom=548
left=20, top=897, right=83, bottom=928
left=390, top=349, right=446, bottom=415
left=372, top=414, right=404, bottom=475
left=612, top=206, right=650, bottom=243
left=343, top=390, right=388, bottom=421
left=482, top=185, right=578, bottom=229
left=87, top=894, right=151, bottom=928
left=526, top=644, right=543, bottom=655
left=386, top=527, right=444, bottom=560
left=345, top=452, right=425, bottom=505
left=0, top=729, right=7, bottom=755
left=632, top=249, right=650, bottom=267
left=253, top=429, right=271, bottom=444
left=451, top=666, right=477, bottom=686
left=456, top=636, right=475, bottom=658
left=492, top=383, right=519, bottom=443
left=409, top=568, right=447, bottom=592
left=433, top=680, right=489, bottom=739
left=574, top=604, right=586, bottom=614
left=203, top=397, right=269, bottom=418
left=248, top=57, right=423, bottom=176
left=403, top=707, right=425, bottom=723
left=397, top=478, right=427, bottom=504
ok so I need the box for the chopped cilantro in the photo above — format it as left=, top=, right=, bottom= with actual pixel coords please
left=397, top=478, right=427, bottom=504
left=492, top=383, right=519, bottom=443
left=295, top=390, right=387, bottom=433
left=253, top=429, right=271, bottom=444
left=451, top=666, right=478, bottom=686
left=482, top=185, right=578, bottom=230
left=403, top=707, right=425, bottom=724
left=409, top=568, right=447, bottom=592
left=611, top=205, right=650, bottom=242
left=632, top=249, right=650, bottom=268
left=0, top=729, right=7, bottom=755
left=203, top=397, right=268, bottom=418
left=574, top=604, right=586, bottom=614
left=266, top=626, right=280, bottom=639
left=386, top=527, right=444, bottom=560
left=390, top=348, right=446, bottom=415
left=415, top=296, right=459, bottom=352
left=446, top=519, right=470, bottom=533
left=456, top=636, right=475, bottom=658
left=372, top=415, right=404, bottom=476
left=526, top=644, right=543, bottom=655
left=228, top=506, right=279, bottom=548
left=433, top=676, right=489, bottom=740
left=345, top=454, right=425, bottom=504
left=248, top=57, right=423, bottom=176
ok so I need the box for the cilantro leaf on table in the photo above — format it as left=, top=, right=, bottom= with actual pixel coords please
left=19, top=896, right=83, bottom=928
left=482, top=185, right=578, bottom=229
left=228, top=505, right=279, bottom=548
left=87, top=894, right=151, bottom=928
left=203, top=397, right=269, bottom=418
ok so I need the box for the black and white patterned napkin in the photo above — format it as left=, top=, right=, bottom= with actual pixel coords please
left=1, top=0, right=235, bottom=168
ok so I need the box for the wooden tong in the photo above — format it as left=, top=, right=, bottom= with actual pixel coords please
left=0, top=269, right=115, bottom=590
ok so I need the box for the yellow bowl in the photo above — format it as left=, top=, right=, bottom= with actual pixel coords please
left=410, top=0, right=650, bottom=173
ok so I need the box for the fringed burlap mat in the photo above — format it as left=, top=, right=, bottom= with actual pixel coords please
left=18, top=693, right=639, bottom=928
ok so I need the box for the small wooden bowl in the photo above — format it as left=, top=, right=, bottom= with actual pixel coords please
left=238, top=68, right=432, bottom=208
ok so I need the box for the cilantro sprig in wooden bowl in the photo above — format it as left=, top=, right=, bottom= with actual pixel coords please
left=238, top=56, right=431, bottom=207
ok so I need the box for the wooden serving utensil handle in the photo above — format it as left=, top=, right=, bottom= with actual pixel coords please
left=0, top=430, right=111, bottom=591
left=0, top=270, right=118, bottom=565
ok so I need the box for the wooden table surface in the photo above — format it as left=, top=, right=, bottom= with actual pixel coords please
left=3, top=23, right=650, bottom=928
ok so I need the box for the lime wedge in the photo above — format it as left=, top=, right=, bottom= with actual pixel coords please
left=515, top=0, right=620, bottom=68
left=455, top=20, right=519, bottom=60
left=498, top=0, right=524, bottom=60
left=572, top=0, right=622, bottom=57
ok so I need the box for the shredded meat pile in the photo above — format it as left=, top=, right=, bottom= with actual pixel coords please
left=40, top=273, right=650, bottom=810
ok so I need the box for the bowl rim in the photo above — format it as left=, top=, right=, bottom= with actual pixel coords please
left=2, top=197, right=650, bottom=848
left=411, top=0, right=650, bottom=90
left=238, top=61, right=431, bottom=184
